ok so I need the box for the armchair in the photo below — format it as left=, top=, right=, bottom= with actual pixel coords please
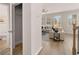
left=49, top=26, right=64, bottom=41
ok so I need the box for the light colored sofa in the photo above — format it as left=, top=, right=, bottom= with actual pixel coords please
left=49, top=27, right=64, bottom=41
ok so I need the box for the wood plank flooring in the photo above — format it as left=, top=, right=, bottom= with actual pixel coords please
left=0, top=33, right=78, bottom=55
left=39, top=33, right=78, bottom=55
left=13, top=43, right=22, bottom=55
left=0, top=40, right=10, bottom=55
left=0, top=39, right=22, bottom=55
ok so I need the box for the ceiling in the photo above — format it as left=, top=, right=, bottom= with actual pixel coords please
left=42, top=3, right=79, bottom=13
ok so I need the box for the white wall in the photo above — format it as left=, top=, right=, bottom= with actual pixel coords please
left=23, top=3, right=42, bottom=55
left=23, top=3, right=31, bottom=55
left=31, top=3, right=42, bottom=55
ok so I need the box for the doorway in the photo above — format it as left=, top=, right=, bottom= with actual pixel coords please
left=0, top=4, right=11, bottom=55
left=40, top=10, right=79, bottom=55
left=12, top=3, right=23, bottom=55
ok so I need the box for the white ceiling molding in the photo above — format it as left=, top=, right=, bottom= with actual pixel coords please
left=42, top=3, right=79, bottom=14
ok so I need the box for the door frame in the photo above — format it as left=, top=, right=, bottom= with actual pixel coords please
left=11, top=3, right=21, bottom=49
left=0, top=3, right=13, bottom=55
left=11, top=3, right=23, bottom=54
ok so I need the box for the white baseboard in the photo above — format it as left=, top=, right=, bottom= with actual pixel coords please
left=35, top=47, right=43, bottom=55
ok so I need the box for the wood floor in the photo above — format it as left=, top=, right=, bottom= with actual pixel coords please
left=0, top=39, right=22, bottom=55
left=0, top=33, right=78, bottom=55
left=0, top=40, right=7, bottom=51
left=39, top=33, right=78, bottom=55
left=0, top=40, right=10, bottom=55
left=13, top=43, right=22, bottom=55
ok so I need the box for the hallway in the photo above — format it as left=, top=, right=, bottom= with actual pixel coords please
left=39, top=33, right=78, bottom=55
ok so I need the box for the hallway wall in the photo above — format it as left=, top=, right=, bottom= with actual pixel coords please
left=23, top=3, right=31, bottom=55
left=23, top=3, right=42, bottom=55
left=31, top=3, right=42, bottom=55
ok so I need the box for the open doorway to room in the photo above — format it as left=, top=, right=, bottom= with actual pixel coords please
left=39, top=10, right=79, bottom=55
left=0, top=4, right=11, bottom=55
left=12, top=3, right=23, bottom=55
left=40, top=14, right=66, bottom=55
